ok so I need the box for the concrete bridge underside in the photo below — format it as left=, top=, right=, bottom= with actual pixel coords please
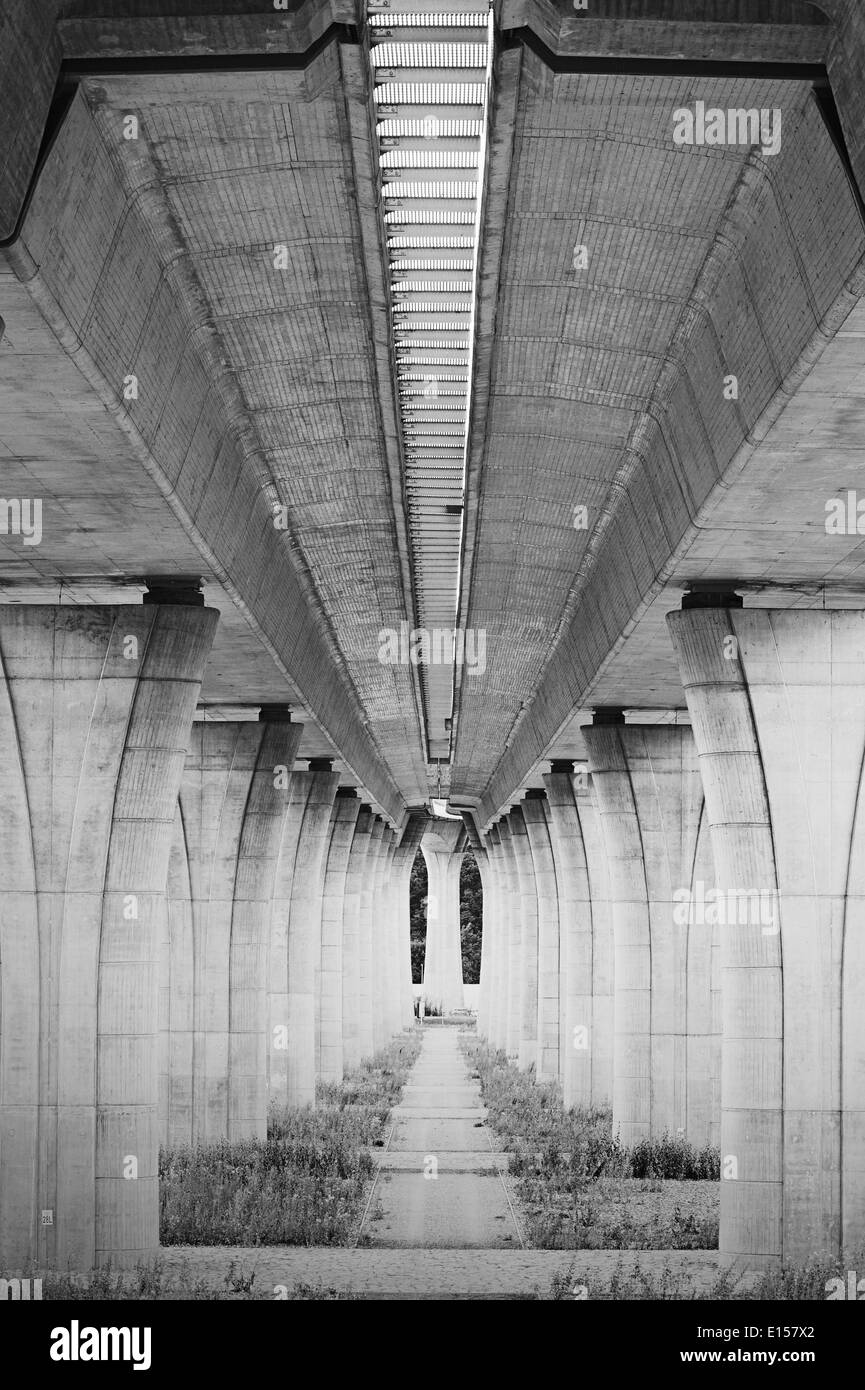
left=2, top=0, right=865, bottom=1271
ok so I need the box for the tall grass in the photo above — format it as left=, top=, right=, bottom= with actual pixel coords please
left=160, top=1031, right=422, bottom=1247
left=467, top=1040, right=719, bottom=1180
left=464, top=1038, right=720, bottom=1250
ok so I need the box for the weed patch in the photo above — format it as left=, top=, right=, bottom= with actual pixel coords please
left=160, top=1032, right=422, bottom=1247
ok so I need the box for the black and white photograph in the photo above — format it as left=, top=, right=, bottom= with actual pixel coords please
left=0, top=0, right=863, bottom=1362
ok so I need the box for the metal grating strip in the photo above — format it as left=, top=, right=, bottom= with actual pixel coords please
left=368, top=2, right=493, bottom=770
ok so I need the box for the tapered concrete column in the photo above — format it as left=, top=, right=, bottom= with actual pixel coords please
left=267, top=772, right=310, bottom=1108
left=0, top=601, right=216, bottom=1270
left=382, top=827, right=405, bottom=1043
left=269, top=761, right=339, bottom=1110
left=161, top=712, right=301, bottom=1146
left=669, top=603, right=865, bottom=1263
left=584, top=717, right=716, bottom=1144
left=372, top=825, right=398, bottom=1052
left=543, top=764, right=615, bottom=1110
left=461, top=814, right=489, bottom=1030
left=391, top=812, right=429, bottom=1030
left=480, top=849, right=495, bottom=1038
left=421, top=822, right=465, bottom=1014
left=288, top=760, right=339, bottom=1106
left=485, top=826, right=510, bottom=1051
left=523, top=792, right=560, bottom=1083
left=342, top=805, right=373, bottom=1071
left=479, top=827, right=499, bottom=1043
left=508, top=806, right=538, bottom=1072
left=319, top=788, right=362, bottom=1084
left=497, top=818, right=522, bottom=1061
left=478, top=828, right=497, bottom=1039
left=574, top=773, right=615, bottom=1110
left=358, top=816, right=385, bottom=1060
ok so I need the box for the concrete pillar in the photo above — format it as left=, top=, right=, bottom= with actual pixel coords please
left=342, top=805, right=373, bottom=1071
left=544, top=764, right=592, bottom=1108
left=460, top=813, right=488, bottom=1030
left=267, top=769, right=310, bottom=1108
left=686, top=807, right=722, bottom=1150
left=475, top=843, right=493, bottom=1039
left=358, top=816, right=385, bottom=1060
left=383, top=831, right=405, bottom=1042
left=391, top=812, right=429, bottom=1030
left=372, top=825, right=398, bottom=1052
left=523, top=792, right=560, bottom=1083
left=269, top=760, right=338, bottom=1110
left=584, top=717, right=717, bottom=1144
left=669, top=603, right=865, bottom=1263
left=479, top=826, right=500, bottom=1044
left=318, top=788, right=362, bottom=1084
left=543, top=764, right=616, bottom=1112
left=0, top=600, right=216, bottom=1269
left=421, top=822, right=465, bottom=1014
left=287, top=760, right=339, bottom=1107
left=161, top=711, right=300, bottom=1146
left=508, top=805, right=538, bottom=1072
left=575, top=772, right=615, bottom=1110
left=496, top=817, right=522, bottom=1061
left=486, top=825, right=510, bottom=1051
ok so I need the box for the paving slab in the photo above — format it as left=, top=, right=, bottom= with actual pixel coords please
left=392, top=1106, right=488, bottom=1119
left=377, top=1152, right=508, bottom=1172
left=402, top=1086, right=480, bottom=1107
left=390, top=1118, right=492, bottom=1152
left=369, top=1172, right=519, bottom=1247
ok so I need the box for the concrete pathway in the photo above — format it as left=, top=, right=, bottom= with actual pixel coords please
left=141, top=1025, right=727, bottom=1298
left=359, top=1028, right=523, bottom=1248
left=153, top=1031, right=728, bottom=1295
